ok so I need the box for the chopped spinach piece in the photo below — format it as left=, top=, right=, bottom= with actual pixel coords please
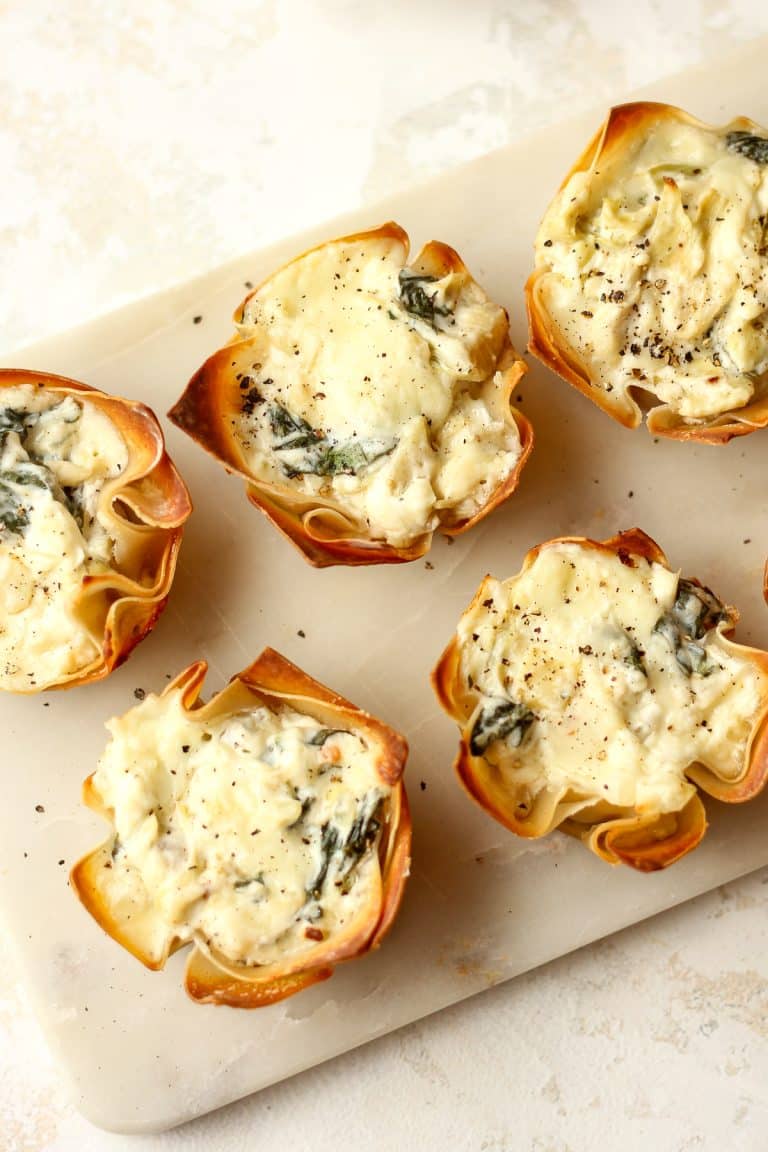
left=654, top=614, right=683, bottom=649
left=35, top=398, right=80, bottom=432
left=307, top=823, right=341, bottom=899
left=397, top=269, right=453, bottom=329
left=269, top=403, right=321, bottom=450
left=312, top=441, right=373, bottom=476
left=624, top=638, right=647, bottom=675
left=0, top=477, right=31, bottom=535
left=0, top=402, right=91, bottom=538
left=64, top=484, right=87, bottom=533
left=268, top=403, right=396, bottom=478
left=0, top=408, right=31, bottom=444
left=306, top=797, right=382, bottom=899
left=671, top=579, right=727, bottom=639
left=2, top=463, right=57, bottom=493
left=337, top=806, right=381, bottom=894
left=758, top=214, right=768, bottom=259
left=289, top=791, right=314, bottom=828
left=282, top=437, right=395, bottom=479
left=654, top=578, right=728, bottom=676
left=675, top=641, right=714, bottom=677
left=306, top=728, right=345, bottom=747
left=470, top=698, right=535, bottom=756
left=0, top=458, right=76, bottom=537
left=726, top=130, right=768, bottom=165
left=344, top=810, right=380, bottom=860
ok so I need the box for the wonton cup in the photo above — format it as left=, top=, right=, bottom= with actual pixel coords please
left=169, top=222, right=532, bottom=567
left=433, top=528, right=768, bottom=871
left=0, top=369, right=191, bottom=691
left=526, top=102, right=768, bottom=443
left=71, top=648, right=412, bottom=1007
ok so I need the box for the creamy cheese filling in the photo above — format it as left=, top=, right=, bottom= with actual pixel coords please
left=534, top=116, right=768, bottom=421
left=0, top=386, right=127, bottom=690
left=233, top=235, right=521, bottom=547
left=93, top=687, right=391, bottom=968
left=458, top=544, right=766, bottom=813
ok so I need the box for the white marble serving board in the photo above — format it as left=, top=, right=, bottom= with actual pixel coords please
left=2, top=37, right=768, bottom=1135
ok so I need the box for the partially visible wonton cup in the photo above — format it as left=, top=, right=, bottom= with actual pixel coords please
left=169, top=222, right=533, bottom=566
left=0, top=369, right=191, bottom=692
left=526, top=102, right=768, bottom=442
left=433, top=528, right=768, bottom=870
left=71, top=648, right=411, bottom=1007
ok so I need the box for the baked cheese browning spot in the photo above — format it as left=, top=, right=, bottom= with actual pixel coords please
left=92, top=688, right=392, bottom=969
left=532, top=106, right=768, bottom=425
left=457, top=544, right=766, bottom=813
left=232, top=233, right=522, bottom=548
left=0, top=386, right=128, bottom=690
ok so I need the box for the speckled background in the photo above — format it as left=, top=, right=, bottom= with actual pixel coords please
left=3, top=3, right=768, bottom=1149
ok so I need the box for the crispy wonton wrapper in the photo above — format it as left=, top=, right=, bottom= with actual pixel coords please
left=71, top=648, right=411, bottom=1007
left=169, top=222, right=532, bottom=566
left=433, top=528, right=768, bottom=871
left=526, top=102, right=768, bottom=443
left=0, top=369, right=191, bottom=691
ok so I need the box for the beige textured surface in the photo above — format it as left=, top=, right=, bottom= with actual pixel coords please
left=3, top=2, right=768, bottom=1149
left=3, top=871, right=768, bottom=1150
left=3, top=0, right=768, bottom=358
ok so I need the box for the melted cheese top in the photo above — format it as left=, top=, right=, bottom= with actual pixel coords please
left=457, top=543, right=767, bottom=813
left=534, top=114, right=768, bottom=422
left=0, top=386, right=127, bottom=690
left=93, top=685, right=390, bottom=969
left=233, top=233, right=522, bottom=547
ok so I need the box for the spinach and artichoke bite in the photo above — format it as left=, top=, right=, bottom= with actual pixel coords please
left=0, top=370, right=191, bottom=692
left=71, top=648, right=411, bottom=1007
left=526, top=102, right=768, bottom=442
left=433, top=529, right=768, bottom=871
left=168, top=222, right=533, bottom=566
